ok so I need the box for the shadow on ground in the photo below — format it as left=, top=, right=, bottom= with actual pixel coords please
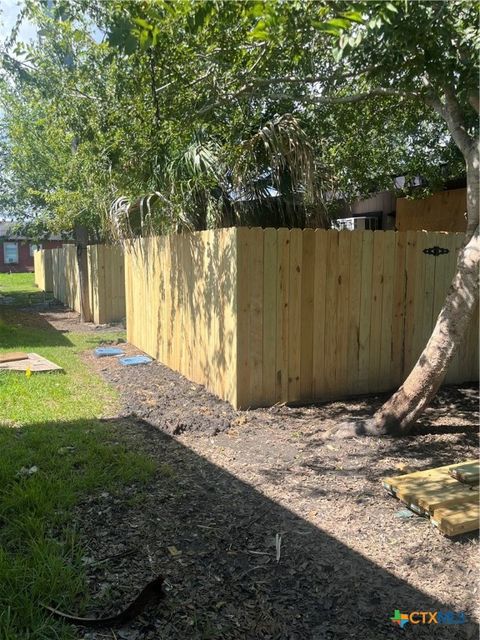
left=0, top=282, right=53, bottom=308
left=39, top=416, right=479, bottom=640
left=0, top=305, right=74, bottom=348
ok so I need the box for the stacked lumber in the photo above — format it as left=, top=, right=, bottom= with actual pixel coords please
left=383, top=460, right=479, bottom=536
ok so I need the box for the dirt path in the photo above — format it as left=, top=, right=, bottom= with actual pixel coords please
left=69, top=345, right=479, bottom=640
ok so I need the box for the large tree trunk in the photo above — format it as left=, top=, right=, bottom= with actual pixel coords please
left=328, top=144, right=479, bottom=439
left=74, top=224, right=92, bottom=323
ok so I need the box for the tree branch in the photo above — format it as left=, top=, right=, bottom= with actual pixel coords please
left=469, top=94, right=479, bottom=115
left=0, top=51, right=35, bottom=73
left=198, top=86, right=420, bottom=115
left=247, top=65, right=382, bottom=86
left=301, top=87, right=420, bottom=105
left=441, top=86, right=475, bottom=155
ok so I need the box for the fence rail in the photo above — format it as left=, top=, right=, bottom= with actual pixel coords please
left=34, top=244, right=125, bottom=324
left=125, top=228, right=478, bottom=409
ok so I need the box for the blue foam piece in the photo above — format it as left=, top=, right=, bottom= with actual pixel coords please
left=395, top=508, right=415, bottom=519
left=119, top=355, right=153, bottom=366
left=95, top=347, right=125, bottom=357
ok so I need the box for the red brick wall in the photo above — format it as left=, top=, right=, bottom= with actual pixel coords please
left=0, top=240, right=64, bottom=273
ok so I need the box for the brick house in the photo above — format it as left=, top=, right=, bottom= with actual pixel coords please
left=0, top=221, right=64, bottom=273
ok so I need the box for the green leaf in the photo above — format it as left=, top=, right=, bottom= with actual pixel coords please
left=332, top=45, right=344, bottom=61
left=385, top=3, right=399, bottom=13
left=133, top=18, right=152, bottom=31
left=313, top=22, right=342, bottom=36
left=340, top=11, right=364, bottom=24
left=247, top=2, right=265, bottom=18
left=327, top=18, right=354, bottom=30
left=249, top=20, right=269, bottom=41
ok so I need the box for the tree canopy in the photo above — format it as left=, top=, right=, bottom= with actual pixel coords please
left=0, top=0, right=476, bottom=238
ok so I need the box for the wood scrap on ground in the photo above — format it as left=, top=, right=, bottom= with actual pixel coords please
left=0, top=352, right=28, bottom=363
left=430, top=501, right=480, bottom=537
left=383, top=459, right=479, bottom=536
left=0, top=352, right=63, bottom=373
left=449, top=460, right=480, bottom=484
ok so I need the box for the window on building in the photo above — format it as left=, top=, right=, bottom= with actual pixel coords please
left=363, top=216, right=379, bottom=230
left=3, top=242, right=19, bottom=264
left=30, top=243, right=42, bottom=257
left=332, top=216, right=380, bottom=231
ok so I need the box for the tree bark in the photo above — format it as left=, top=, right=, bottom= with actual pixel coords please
left=328, top=144, right=479, bottom=439
left=74, top=224, right=92, bottom=323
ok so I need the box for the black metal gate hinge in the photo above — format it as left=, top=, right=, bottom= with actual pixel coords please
left=423, top=246, right=449, bottom=256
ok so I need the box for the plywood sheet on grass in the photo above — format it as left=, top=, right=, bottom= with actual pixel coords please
left=0, top=352, right=28, bottom=363
left=0, top=353, right=63, bottom=372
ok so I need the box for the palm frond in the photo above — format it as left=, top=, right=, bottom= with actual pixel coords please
left=106, top=191, right=189, bottom=245
left=234, top=114, right=317, bottom=204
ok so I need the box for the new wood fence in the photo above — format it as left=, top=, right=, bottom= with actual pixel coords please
left=34, top=249, right=54, bottom=292
left=87, top=244, right=126, bottom=324
left=34, top=244, right=125, bottom=324
left=125, top=231, right=237, bottom=404
left=51, top=245, right=81, bottom=313
left=125, top=228, right=478, bottom=409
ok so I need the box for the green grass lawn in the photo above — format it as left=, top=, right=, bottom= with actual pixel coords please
left=0, top=274, right=156, bottom=640
left=0, top=271, right=53, bottom=307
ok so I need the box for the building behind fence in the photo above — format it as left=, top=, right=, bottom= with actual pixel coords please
left=125, top=228, right=478, bottom=409
left=34, top=244, right=125, bottom=324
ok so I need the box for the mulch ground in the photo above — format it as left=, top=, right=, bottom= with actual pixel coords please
left=67, top=340, right=479, bottom=640
left=6, top=300, right=478, bottom=638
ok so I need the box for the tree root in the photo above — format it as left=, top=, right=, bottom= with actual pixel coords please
left=322, top=418, right=387, bottom=441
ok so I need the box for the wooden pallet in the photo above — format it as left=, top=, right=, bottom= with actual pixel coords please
left=449, top=460, right=480, bottom=485
left=383, top=460, right=479, bottom=536
left=431, top=501, right=480, bottom=537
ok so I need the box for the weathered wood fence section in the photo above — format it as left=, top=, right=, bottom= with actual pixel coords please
left=35, top=244, right=125, bottom=324
left=396, top=188, right=467, bottom=232
left=125, top=229, right=478, bottom=409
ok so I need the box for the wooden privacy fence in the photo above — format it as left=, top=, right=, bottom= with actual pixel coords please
left=35, top=244, right=126, bottom=324
left=87, top=244, right=126, bottom=324
left=125, top=228, right=479, bottom=409
left=396, top=188, right=467, bottom=232
left=34, top=249, right=54, bottom=292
